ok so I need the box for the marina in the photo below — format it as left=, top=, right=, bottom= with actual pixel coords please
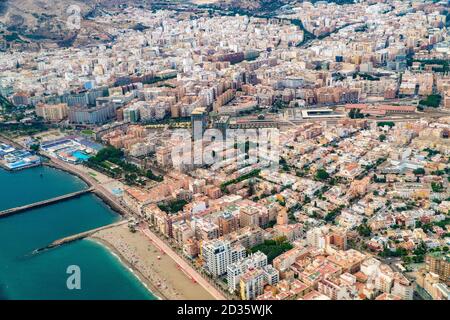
left=0, top=143, right=41, bottom=171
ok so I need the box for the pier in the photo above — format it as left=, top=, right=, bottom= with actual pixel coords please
left=0, top=187, right=94, bottom=218
left=37, top=220, right=128, bottom=252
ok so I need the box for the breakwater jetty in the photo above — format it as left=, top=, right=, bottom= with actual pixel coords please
left=0, top=187, right=94, bottom=218
left=36, top=220, right=128, bottom=253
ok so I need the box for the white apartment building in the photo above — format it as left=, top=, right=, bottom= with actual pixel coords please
left=392, top=275, right=414, bottom=300
left=240, top=268, right=266, bottom=300
left=227, top=251, right=268, bottom=293
left=202, top=239, right=245, bottom=277
left=306, top=226, right=328, bottom=249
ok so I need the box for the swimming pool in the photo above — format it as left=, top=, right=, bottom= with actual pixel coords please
left=7, top=160, right=27, bottom=168
left=71, top=150, right=91, bottom=161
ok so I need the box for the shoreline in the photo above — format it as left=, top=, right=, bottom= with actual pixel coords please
left=34, top=162, right=182, bottom=300
left=89, top=237, right=166, bottom=300
left=2, top=150, right=218, bottom=300
left=43, top=162, right=93, bottom=188
left=90, top=224, right=216, bottom=300
left=42, top=161, right=130, bottom=219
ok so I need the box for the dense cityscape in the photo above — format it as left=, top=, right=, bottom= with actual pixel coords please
left=0, top=0, right=449, bottom=302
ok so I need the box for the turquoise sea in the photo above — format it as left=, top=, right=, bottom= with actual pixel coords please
left=0, top=166, right=155, bottom=300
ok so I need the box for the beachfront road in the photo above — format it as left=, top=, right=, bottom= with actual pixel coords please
left=48, top=157, right=226, bottom=300
left=140, top=226, right=226, bottom=300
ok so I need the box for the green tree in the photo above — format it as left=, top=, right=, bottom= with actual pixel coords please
left=315, top=169, right=330, bottom=181
left=377, top=121, right=395, bottom=128
left=30, top=144, right=40, bottom=152
left=431, top=182, right=444, bottom=193
left=145, top=169, right=163, bottom=182
left=419, top=94, right=441, bottom=108
left=125, top=173, right=138, bottom=185
left=348, top=108, right=364, bottom=119
left=357, top=224, right=372, bottom=237
left=250, top=238, right=293, bottom=263
left=88, top=146, right=124, bottom=164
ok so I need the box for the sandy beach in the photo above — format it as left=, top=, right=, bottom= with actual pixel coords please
left=90, top=224, right=215, bottom=300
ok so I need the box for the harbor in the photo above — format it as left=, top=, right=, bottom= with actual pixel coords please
left=0, top=154, right=213, bottom=300
left=0, top=132, right=154, bottom=300
left=0, top=164, right=155, bottom=300
left=0, top=133, right=221, bottom=300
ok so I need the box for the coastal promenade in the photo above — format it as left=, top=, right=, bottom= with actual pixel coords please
left=0, top=188, right=94, bottom=218
left=46, top=157, right=226, bottom=300
left=44, top=158, right=131, bottom=218
left=140, top=226, right=226, bottom=300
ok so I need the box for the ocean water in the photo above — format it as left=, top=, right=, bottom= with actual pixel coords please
left=0, top=166, right=87, bottom=211
left=0, top=166, right=155, bottom=300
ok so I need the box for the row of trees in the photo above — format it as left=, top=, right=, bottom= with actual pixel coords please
left=87, top=146, right=163, bottom=184
left=220, top=169, right=261, bottom=193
